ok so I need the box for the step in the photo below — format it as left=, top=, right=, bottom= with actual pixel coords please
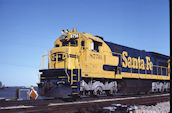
left=73, top=74, right=77, bottom=76
left=72, top=80, right=77, bottom=82
left=57, top=81, right=65, bottom=84
left=40, top=77, right=46, bottom=79
left=72, top=82, right=79, bottom=85
left=58, top=76, right=67, bottom=78
left=71, top=86, right=78, bottom=88
left=71, top=93, right=79, bottom=95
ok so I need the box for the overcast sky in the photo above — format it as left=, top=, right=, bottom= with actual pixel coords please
left=0, top=0, right=169, bottom=86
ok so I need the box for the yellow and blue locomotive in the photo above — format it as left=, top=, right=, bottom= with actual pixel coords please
left=38, top=28, right=170, bottom=97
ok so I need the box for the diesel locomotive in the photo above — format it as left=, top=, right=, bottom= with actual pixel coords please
left=38, top=28, right=170, bottom=97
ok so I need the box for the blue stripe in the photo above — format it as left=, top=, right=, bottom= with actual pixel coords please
left=103, top=65, right=117, bottom=71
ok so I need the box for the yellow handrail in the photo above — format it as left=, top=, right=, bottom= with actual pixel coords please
left=64, top=53, right=70, bottom=83
left=76, top=56, right=80, bottom=82
left=71, top=69, right=73, bottom=85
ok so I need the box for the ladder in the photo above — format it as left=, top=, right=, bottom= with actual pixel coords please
left=63, top=53, right=81, bottom=96
left=71, top=56, right=81, bottom=96
left=71, top=69, right=80, bottom=95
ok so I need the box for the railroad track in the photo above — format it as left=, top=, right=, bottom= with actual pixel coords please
left=0, top=93, right=170, bottom=113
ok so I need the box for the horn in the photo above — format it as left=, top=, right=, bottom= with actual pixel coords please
left=72, top=28, right=77, bottom=32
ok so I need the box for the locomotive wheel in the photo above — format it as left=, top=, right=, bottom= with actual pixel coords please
left=85, top=90, right=90, bottom=96
left=80, top=88, right=87, bottom=96
left=106, top=86, right=117, bottom=96
left=93, top=86, right=103, bottom=96
left=160, top=88, right=164, bottom=93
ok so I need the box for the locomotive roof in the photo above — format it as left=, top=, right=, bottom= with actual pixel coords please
left=82, top=33, right=104, bottom=43
left=104, top=41, right=169, bottom=59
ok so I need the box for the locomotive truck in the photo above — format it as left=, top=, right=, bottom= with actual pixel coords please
left=38, top=28, right=170, bottom=97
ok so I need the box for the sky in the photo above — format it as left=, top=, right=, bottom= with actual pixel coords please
left=0, top=0, right=169, bottom=86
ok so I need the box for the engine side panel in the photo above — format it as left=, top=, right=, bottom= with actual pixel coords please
left=104, top=41, right=170, bottom=80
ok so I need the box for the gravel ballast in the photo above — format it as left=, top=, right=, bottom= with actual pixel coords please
left=134, top=101, right=170, bottom=113
left=102, top=101, right=170, bottom=113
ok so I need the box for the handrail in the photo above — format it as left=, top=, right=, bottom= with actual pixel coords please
left=41, top=52, right=70, bottom=83
left=76, top=56, right=80, bottom=81
left=64, top=53, right=70, bottom=83
left=71, top=69, right=73, bottom=85
left=41, top=54, right=49, bottom=69
left=70, top=54, right=80, bottom=85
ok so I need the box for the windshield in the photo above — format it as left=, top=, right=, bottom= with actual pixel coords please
left=61, top=40, right=78, bottom=47
left=62, top=41, right=69, bottom=46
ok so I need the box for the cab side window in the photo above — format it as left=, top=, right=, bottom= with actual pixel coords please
left=81, top=40, right=85, bottom=46
left=91, top=40, right=102, bottom=52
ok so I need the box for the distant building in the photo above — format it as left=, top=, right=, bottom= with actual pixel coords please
left=0, top=81, right=2, bottom=88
